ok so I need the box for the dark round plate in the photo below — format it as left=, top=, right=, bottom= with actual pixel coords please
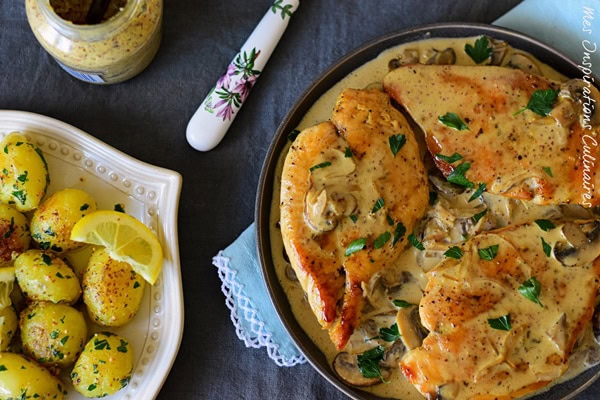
left=255, top=22, right=599, bottom=400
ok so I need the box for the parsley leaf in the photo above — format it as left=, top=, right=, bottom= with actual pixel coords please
left=393, top=299, right=414, bottom=308
left=392, top=222, right=406, bottom=247
left=371, top=198, right=385, bottom=214
left=514, top=89, right=560, bottom=117
left=436, top=152, right=464, bottom=163
left=309, top=161, right=332, bottom=172
left=377, top=323, right=401, bottom=342
left=344, top=147, right=353, bottom=158
left=345, top=238, right=367, bottom=256
left=408, top=233, right=425, bottom=250
left=541, top=237, right=552, bottom=257
left=473, top=208, right=488, bottom=223
left=542, top=166, right=553, bottom=177
left=349, top=214, right=358, bottom=223
left=438, top=112, right=469, bottom=130
left=488, top=314, right=511, bottom=331
left=444, top=246, right=463, bottom=259
left=519, top=277, right=544, bottom=307
left=468, top=183, right=487, bottom=202
left=357, top=346, right=386, bottom=380
left=288, top=129, right=300, bottom=142
left=447, top=162, right=475, bottom=188
left=465, top=36, right=492, bottom=64
left=389, top=134, right=406, bottom=157
left=534, top=219, right=555, bottom=231
left=374, top=232, right=391, bottom=249
left=478, top=244, right=499, bottom=261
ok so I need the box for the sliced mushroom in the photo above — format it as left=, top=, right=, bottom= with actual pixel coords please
left=554, top=221, right=600, bottom=267
left=396, top=305, right=428, bottom=350
left=506, top=53, right=542, bottom=75
left=559, top=79, right=600, bottom=128
left=381, top=340, right=407, bottom=368
left=332, top=352, right=390, bottom=387
left=489, top=38, right=509, bottom=65
left=304, top=188, right=358, bottom=232
left=388, top=49, right=420, bottom=70
left=424, top=48, right=456, bottom=65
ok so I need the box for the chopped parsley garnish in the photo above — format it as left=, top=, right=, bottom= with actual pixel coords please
left=389, top=134, right=407, bottom=157
left=309, top=161, right=332, bottom=172
left=436, top=152, right=464, bottom=163
left=288, top=129, right=300, bottom=142
left=393, top=299, right=415, bottom=308
left=93, top=338, right=111, bottom=351
left=3, top=217, right=14, bottom=239
left=0, top=365, right=6, bottom=372
left=50, top=330, right=59, bottom=339
left=542, top=166, right=553, bottom=177
left=41, top=254, right=52, bottom=265
left=478, top=244, right=499, bottom=261
left=345, top=238, right=367, bottom=256
left=17, top=171, right=28, bottom=183
left=408, top=233, right=425, bottom=250
left=444, top=246, right=463, bottom=259
left=375, top=323, right=401, bottom=342
left=344, top=147, right=353, bottom=158
left=61, top=335, right=70, bottom=345
left=447, top=162, right=475, bottom=188
left=117, top=340, right=129, bottom=353
left=371, top=198, right=385, bottom=214
left=473, top=208, right=488, bottom=223
left=349, top=214, right=358, bottom=223
left=88, top=383, right=98, bottom=391
left=519, top=277, right=544, bottom=307
left=541, top=237, right=552, bottom=257
left=133, top=281, right=141, bottom=289
left=468, top=182, right=487, bottom=202
left=438, top=112, right=469, bottom=130
left=534, top=219, right=555, bottom=231
left=465, top=36, right=492, bottom=64
left=357, top=346, right=386, bottom=380
left=80, top=203, right=90, bottom=211
left=392, top=222, right=406, bottom=247
left=114, top=203, right=126, bottom=213
left=514, top=89, right=560, bottom=117
left=11, top=190, right=26, bottom=205
left=386, top=214, right=394, bottom=226
left=488, top=314, right=511, bottom=331
left=374, top=232, right=391, bottom=249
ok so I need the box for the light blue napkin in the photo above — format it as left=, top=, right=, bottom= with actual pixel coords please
left=212, top=0, right=600, bottom=366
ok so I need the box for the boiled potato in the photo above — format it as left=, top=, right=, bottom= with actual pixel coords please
left=0, top=204, right=30, bottom=266
left=71, top=332, right=133, bottom=398
left=30, top=188, right=97, bottom=253
left=0, top=351, right=66, bottom=399
left=0, top=132, right=49, bottom=212
left=83, top=248, right=146, bottom=327
left=20, top=301, right=87, bottom=369
left=0, top=305, right=17, bottom=351
left=15, top=249, right=81, bottom=304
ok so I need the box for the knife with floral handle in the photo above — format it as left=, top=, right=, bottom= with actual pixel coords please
left=186, top=0, right=300, bottom=151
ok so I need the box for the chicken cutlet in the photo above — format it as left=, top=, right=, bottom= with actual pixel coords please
left=383, top=64, right=600, bottom=207
left=279, top=88, right=429, bottom=350
left=401, top=220, right=600, bottom=400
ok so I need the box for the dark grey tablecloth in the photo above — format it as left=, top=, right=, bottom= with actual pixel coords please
left=1, top=0, right=598, bottom=399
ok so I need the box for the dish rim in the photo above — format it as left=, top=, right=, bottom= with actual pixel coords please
left=0, top=109, right=184, bottom=400
left=255, top=22, right=600, bottom=400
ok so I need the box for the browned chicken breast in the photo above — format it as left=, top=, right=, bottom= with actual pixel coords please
left=280, top=88, right=429, bottom=349
left=401, top=220, right=600, bottom=400
left=383, top=64, right=600, bottom=207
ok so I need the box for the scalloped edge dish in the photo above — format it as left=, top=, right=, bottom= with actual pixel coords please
left=0, top=110, right=183, bottom=400
left=256, top=23, right=600, bottom=400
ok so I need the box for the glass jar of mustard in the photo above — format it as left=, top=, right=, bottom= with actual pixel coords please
left=25, top=0, right=163, bottom=84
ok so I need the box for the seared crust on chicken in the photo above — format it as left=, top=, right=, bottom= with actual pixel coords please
left=383, top=64, right=600, bottom=207
left=401, top=220, right=600, bottom=400
left=280, top=88, right=429, bottom=349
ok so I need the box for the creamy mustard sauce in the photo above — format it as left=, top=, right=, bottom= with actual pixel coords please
left=26, top=0, right=162, bottom=83
left=269, top=36, right=599, bottom=399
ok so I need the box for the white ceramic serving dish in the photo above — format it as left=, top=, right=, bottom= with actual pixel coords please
left=0, top=110, right=183, bottom=400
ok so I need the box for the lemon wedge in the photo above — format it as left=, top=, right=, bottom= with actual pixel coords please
left=0, top=267, right=15, bottom=310
left=70, top=210, right=163, bottom=285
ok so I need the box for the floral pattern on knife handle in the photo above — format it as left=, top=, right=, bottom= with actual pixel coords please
left=186, top=0, right=300, bottom=151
